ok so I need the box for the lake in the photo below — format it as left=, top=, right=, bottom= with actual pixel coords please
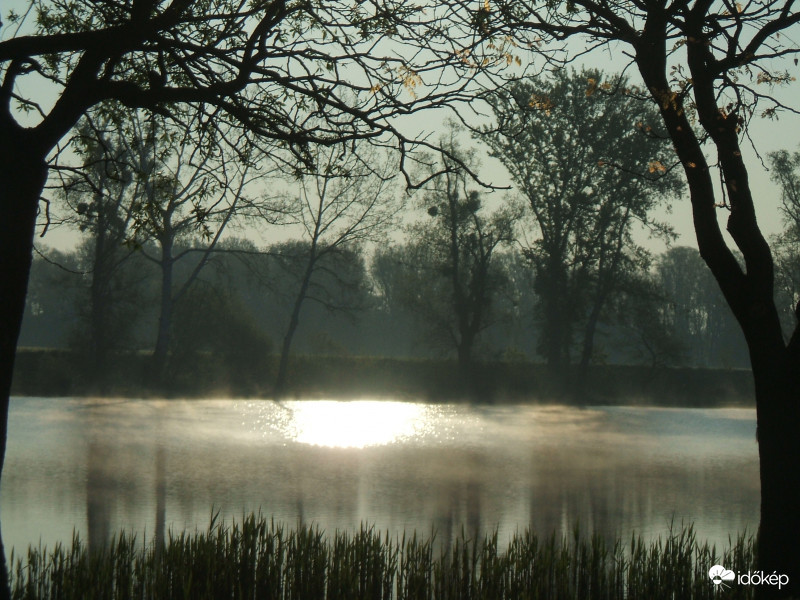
left=1, top=397, right=759, bottom=558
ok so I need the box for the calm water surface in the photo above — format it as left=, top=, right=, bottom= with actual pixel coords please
left=1, top=397, right=759, bottom=556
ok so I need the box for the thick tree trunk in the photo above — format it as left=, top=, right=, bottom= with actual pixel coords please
left=750, top=349, right=800, bottom=599
left=538, top=262, right=571, bottom=378
left=634, top=36, right=800, bottom=594
left=0, top=150, right=47, bottom=481
left=0, top=146, right=47, bottom=600
left=553, top=249, right=572, bottom=368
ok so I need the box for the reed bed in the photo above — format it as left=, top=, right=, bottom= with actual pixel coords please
left=8, top=513, right=755, bottom=599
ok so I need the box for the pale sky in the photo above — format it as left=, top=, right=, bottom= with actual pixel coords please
left=387, top=74, right=799, bottom=255
left=5, top=1, right=799, bottom=255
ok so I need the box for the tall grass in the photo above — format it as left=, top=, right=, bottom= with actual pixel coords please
left=8, top=513, right=755, bottom=599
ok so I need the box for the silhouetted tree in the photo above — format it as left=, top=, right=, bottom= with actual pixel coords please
left=369, top=245, right=426, bottom=357
left=481, top=68, right=679, bottom=376
left=611, top=272, right=688, bottom=369
left=769, top=147, right=800, bottom=334
left=118, top=110, right=265, bottom=381
left=656, top=246, right=748, bottom=368
left=57, top=117, right=147, bottom=377
left=272, top=145, right=399, bottom=397
left=769, top=147, right=800, bottom=237
left=390, top=132, right=516, bottom=374
left=70, top=238, right=153, bottom=377
left=490, top=250, right=540, bottom=360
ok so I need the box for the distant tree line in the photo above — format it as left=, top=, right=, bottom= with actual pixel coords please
left=22, top=237, right=757, bottom=376
left=23, top=68, right=800, bottom=388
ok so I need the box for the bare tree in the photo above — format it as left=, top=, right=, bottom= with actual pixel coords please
left=118, top=109, right=269, bottom=381
left=273, top=144, right=400, bottom=397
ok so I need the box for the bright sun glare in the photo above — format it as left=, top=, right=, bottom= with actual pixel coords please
left=284, top=401, right=425, bottom=448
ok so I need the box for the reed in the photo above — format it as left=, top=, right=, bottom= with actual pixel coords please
left=7, top=514, right=755, bottom=599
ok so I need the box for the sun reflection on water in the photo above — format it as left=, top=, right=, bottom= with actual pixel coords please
left=282, top=400, right=426, bottom=448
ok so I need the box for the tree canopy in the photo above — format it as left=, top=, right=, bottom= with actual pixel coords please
left=1, top=0, right=515, bottom=177
left=480, top=68, right=680, bottom=372
left=387, top=130, right=516, bottom=372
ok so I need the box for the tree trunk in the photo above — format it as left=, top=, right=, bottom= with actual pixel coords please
left=456, top=332, right=476, bottom=391
left=89, top=224, right=112, bottom=382
left=0, top=149, right=47, bottom=481
left=89, top=268, right=109, bottom=375
left=275, top=259, right=316, bottom=399
left=540, top=295, right=557, bottom=365
left=751, top=348, right=800, bottom=599
left=0, top=146, right=47, bottom=600
left=274, top=318, right=299, bottom=400
left=574, top=298, right=603, bottom=401
left=634, top=38, right=800, bottom=594
left=456, top=334, right=474, bottom=372
left=578, top=209, right=628, bottom=389
left=578, top=300, right=602, bottom=381
left=152, top=236, right=175, bottom=384
left=457, top=332, right=487, bottom=400
left=539, top=274, right=571, bottom=385
left=538, top=261, right=570, bottom=379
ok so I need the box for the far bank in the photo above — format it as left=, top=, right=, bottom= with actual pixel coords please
left=11, top=348, right=754, bottom=407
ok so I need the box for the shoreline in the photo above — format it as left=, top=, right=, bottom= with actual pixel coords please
left=12, top=348, right=755, bottom=407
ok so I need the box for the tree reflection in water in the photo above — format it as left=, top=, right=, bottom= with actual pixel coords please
left=2, top=399, right=759, bottom=558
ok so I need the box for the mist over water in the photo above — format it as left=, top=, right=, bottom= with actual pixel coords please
left=2, top=397, right=758, bottom=557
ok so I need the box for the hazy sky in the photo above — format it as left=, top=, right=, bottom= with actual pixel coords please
left=5, top=1, right=799, bottom=255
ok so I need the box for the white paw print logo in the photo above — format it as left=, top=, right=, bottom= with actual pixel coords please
left=709, top=564, right=736, bottom=589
